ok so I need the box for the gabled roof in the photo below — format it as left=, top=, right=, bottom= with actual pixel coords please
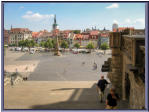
left=90, top=30, right=99, bottom=36
left=10, top=28, right=31, bottom=33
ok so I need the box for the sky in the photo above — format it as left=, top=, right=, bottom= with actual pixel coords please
left=4, top=2, right=145, bottom=32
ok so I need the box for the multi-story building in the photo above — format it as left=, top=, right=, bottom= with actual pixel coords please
left=32, top=30, right=53, bottom=44
left=9, top=28, right=32, bottom=46
left=4, top=29, right=10, bottom=45
left=98, top=28, right=110, bottom=48
left=73, top=30, right=100, bottom=48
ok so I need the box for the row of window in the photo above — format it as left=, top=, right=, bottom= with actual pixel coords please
left=11, top=38, right=23, bottom=41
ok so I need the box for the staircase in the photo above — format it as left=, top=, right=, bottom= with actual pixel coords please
left=4, top=81, right=129, bottom=109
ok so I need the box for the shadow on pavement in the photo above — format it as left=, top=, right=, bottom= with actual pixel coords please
left=30, top=83, right=129, bottom=110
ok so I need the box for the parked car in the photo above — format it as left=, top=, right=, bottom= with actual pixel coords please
left=15, top=47, right=21, bottom=51
left=9, top=47, right=15, bottom=51
left=23, top=47, right=29, bottom=52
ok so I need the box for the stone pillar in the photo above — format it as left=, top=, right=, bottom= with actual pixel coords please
left=108, top=32, right=122, bottom=96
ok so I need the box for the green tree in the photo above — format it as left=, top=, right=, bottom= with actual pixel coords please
left=74, top=43, right=80, bottom=49
left=100, top=42, right=109, bottom=54
left=73, top=30, right=81, bottom=34
left=18, top=40, right=26, bottom=51
left=61, top=41, right=68, bottom=51
left=52, top=39, right=56, bottom=48
left=25, top=40, right=35, bottom=51
left=47, top=39, right=53, bottom=50
left=86, top=42, right=95, bottom=53
left=40, top=41, right=45, bottom=47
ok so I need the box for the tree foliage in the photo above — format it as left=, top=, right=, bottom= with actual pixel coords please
left=61, top=41, right=68, bottom=49
left=73, top=30, right=81, bottom=34
left=86, top=42, right=95, bottom=49
left=74, top=43, right=80, bottom=49
left=100, top=42, right=109, bottom=50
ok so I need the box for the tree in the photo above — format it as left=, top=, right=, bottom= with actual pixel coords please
left=74, top=43, right=80, bottom=49
left=44, top=39, right=53, bottom=51
left=18, top=40, right=25, bottom=51
left=61, top=41, right=68, bottom=51
left=9, top=43, right=16, bottom=47
left=52, top=39, right=56, bottom=48
left=47, top=39, right=53, bottom=50
left=86, top=42, right=95, bottom=53
left=25, top=40, right=35, bottom=51
left=73, top=30, right=81, bottom=34
left=100, top=42, right=109, bottom=54
left=40, top=41, right=45, bottom=47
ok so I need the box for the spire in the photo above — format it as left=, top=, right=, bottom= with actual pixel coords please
left=11, top=25, right=12, bottom=30
left=54, top=14, right=56, bottom=24
left=103, top=27, right=106, bottom=30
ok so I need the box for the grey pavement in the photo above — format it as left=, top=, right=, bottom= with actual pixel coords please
left=5, top=50, right=111, bottom=81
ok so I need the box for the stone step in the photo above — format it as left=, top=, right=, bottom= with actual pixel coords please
left=4, top=81, right=129, bottom=109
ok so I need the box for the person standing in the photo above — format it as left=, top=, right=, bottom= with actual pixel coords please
left=97, top=76, right=109, bottom=103
left=106, top=88, right=120, bottom=109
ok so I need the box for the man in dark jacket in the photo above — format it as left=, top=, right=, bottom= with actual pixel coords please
left=97, top=76, right=109, bottom=103
left=106, top=88, right=119, bottom=109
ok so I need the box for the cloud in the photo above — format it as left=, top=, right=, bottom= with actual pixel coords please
left=134, top=18, right=145, bottom=24
left=20, top=6, right=24, bottom=9
left=26, top=11, right=33, bottom=15
left=125, top=19, right=131, bottom=23
left=113, top=20, right=119, bottom=24
left=22, top=11, right=54, bottom=21
left=106, top=3, right=119, bottom=9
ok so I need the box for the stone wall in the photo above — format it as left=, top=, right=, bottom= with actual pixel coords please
left=106, top=31, right=145, bottom=109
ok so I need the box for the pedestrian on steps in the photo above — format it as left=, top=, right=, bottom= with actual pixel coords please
left=96, top=76, right=109, bottom=103
left=106, top=88, right=120, bottom=109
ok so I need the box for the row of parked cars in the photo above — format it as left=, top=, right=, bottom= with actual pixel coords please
left=9, top=47, right=91, bottom=54
left=71, top=49, right=90, bottom=54
left=9, top=47, right=46, bottom=54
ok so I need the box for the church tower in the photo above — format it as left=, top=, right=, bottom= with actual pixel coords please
left=52, top=14, right=59, bottom=30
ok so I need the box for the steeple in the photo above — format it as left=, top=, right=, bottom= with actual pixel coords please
left=54, top=14, right=56, bottom=24
left=52, top=14, right=58, bottom=30
left=11, top=25, right=12, bottom=30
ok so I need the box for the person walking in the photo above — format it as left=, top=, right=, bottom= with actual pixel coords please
left=106, top=88, right=120, bottom=109
left=96, top=76, right=109, bottom=103
left=93, top=62, right=97, bottom=70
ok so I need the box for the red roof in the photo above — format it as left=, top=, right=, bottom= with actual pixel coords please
left=90, top=30, right=99, bottom=36
left=113, top=27, right=134, bottom=32
left=32, top=32, right=39, bottom=38
left=11, top=28, right=31, bottom=33
left=74, top=34, right=83, bottom=40
left=82, top=35, right=89, bottom=40
left=100, top=33, right=109, bottom=37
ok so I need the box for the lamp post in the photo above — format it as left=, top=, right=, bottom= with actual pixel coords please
left=54, top=34, right=61, bottom=56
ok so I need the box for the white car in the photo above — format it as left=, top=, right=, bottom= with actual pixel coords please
left=23, top=47, right=29, bottom=52
left=30, top=50, right=35, bottom=54
left=15, top=47, right=21, bottom=51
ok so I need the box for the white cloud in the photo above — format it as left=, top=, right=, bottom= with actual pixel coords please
left=134, top=18, right=145, bottom=24
left=22, top=11, right=54, bottom=21
left=106, top=3, right=119, bottom=9
left=113, top=20, right=119, bottom=24
left=20, top=6, right=24, bottom=9
left=125, top=19, right=131, bottom=23
left=26, top=11, right=33, bottom=15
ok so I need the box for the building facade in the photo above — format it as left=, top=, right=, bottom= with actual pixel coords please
left=4, top=29, right=10, bottom=45
left=102, top=29, right=145, bottom=109
left=9, top=28, right=32, bottom=46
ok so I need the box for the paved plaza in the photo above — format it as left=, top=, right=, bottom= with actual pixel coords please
left=4, top=49, right=111, bottom=81
left=4, top=49, right=129, bottom=109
